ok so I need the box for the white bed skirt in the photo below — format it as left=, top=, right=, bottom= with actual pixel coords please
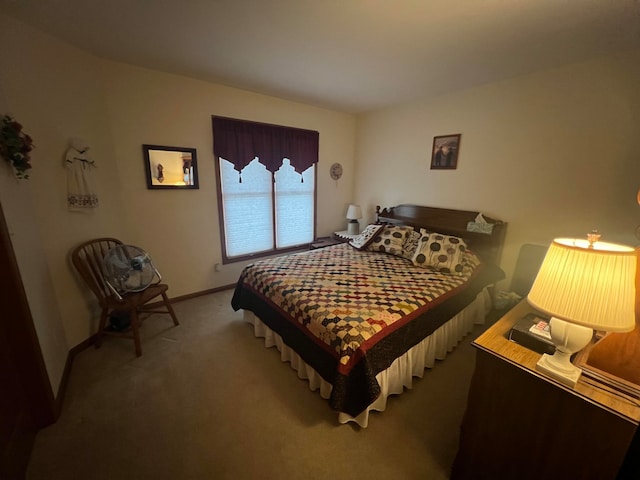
left=244, top=288, right=492, bottom=428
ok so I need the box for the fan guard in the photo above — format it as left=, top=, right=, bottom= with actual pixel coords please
left=102, top=245, right=161, bottom=298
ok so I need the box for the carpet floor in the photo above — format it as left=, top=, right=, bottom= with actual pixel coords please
left=26, top=289, right=490, bottom=480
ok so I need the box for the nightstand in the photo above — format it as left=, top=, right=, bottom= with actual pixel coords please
left=309, top=237, right=344, bottom=250
left=451, top=300, right=640, bottom=480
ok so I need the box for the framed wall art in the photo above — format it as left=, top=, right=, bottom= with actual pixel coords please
left=430, top=134, right=461, bottom=170
left=143, top=144, right=199, bottom=189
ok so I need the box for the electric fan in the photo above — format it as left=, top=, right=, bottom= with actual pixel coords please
left=102, top=245, right=162, bottom=300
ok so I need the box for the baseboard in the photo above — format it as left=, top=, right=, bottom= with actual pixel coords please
left=168, top=284, right=237, bottom=304
left=55, top=284, right=236, bottom=416
left=55, top=334, right=96, bottom=418
left=146, top=284, right=236, bottom=307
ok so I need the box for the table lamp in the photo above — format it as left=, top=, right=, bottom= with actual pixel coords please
left=346, top=204, right=362, bottom=235
left=527, top=236, right=637, bottom=388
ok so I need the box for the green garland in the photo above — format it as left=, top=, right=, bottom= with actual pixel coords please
left=0, top=115, right=34, bottom=179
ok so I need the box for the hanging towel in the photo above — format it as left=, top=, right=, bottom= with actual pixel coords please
left=65, top=139, right=98, bottom=211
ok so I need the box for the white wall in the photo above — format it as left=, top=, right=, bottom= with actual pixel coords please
left=0, top=149, right=69, bottom=395
left=0, top=14, right=130, bottom=369
left=0, top=12, right=356, bottom=380
left=100, top=61, right=356, bottom=296
left=355, top=52, right=640, bottom=289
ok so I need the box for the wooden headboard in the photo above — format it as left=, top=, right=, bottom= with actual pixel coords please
left=375, top=204, right=507, bottom=265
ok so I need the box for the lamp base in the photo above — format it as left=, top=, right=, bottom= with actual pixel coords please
left=534, top=317, right=594, bottom=388
left=347, top=221, right=360, bottom=235
left=536, top=353, right=582, bottom=388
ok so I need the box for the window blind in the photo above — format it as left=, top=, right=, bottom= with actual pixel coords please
left=214, top=116, right=318, bottom=261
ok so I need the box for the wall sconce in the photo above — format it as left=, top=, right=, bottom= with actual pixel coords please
left=527, top=237, right=636, bottom=388
left=346, top=204, right=362, bottom=235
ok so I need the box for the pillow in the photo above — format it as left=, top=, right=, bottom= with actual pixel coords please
left=348, top=224, right=385, bottom=250
left=462, top=250, right=481, bottom=270
left=366, top=225, right=414, bottom=257
left=411, top=232, right=468, bottom=274
left=401, top=229, right=421, bottom=260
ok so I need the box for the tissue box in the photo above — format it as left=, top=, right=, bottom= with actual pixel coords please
left=466, top=221, right=494, bottom=234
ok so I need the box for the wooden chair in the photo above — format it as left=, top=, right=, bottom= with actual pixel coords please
left=71, top=237, right=179, bottom=356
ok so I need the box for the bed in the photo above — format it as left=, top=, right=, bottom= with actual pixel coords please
left=231, top=204, right=507, bottom=427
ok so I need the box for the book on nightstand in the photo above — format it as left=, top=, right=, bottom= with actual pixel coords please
left=508, top=312, right=556, bottom=355
left=528, top=319, right=551, bottom=340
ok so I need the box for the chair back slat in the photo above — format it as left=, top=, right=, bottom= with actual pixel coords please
left=71, top=238, right=123, bottom=306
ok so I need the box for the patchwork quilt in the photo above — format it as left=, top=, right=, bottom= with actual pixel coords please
left=231, top=243, right=504, bottom=416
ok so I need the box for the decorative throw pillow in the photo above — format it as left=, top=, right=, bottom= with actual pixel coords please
left=348, top=224, right=385, bottom=250
left=366, top=225, right=414, bottom=257
left=401, top=229, right=421, bottom=260
left=412, top=232, right=468, bottom=274
left=462, top=250, right=481, bottom=270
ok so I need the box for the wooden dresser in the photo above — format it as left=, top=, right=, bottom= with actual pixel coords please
left=451, top=300, right=640, bottom=480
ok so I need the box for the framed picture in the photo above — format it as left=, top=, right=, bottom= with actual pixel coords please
left=430, top=134, right=461, bottom=170
left=143, top=144, right=199, bottom=189
left=573, top=333, right=640, bottom=399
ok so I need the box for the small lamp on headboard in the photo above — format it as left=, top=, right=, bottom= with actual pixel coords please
left=346, top=204, right=362, bottom=235
left=527, top=236, right=636, bottom=388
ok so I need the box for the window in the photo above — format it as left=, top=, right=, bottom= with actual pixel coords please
left=213, top=117, right=319, bottom=262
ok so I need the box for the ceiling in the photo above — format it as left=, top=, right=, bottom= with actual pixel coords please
left=2, top=0, right=640, bottom=113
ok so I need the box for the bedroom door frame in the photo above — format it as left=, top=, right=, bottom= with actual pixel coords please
left=0, top=201, right=56, bottom=478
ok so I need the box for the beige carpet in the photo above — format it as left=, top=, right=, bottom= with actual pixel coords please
left=27, top=289, right=490, bottom=480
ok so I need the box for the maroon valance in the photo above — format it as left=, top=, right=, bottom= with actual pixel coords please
left=212, top=116, right=319, bottom=174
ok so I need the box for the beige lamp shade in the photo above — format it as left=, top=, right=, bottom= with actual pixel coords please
left=346, top=204, right=362, bottom=220
left=528, top=238, right=636, bottom=332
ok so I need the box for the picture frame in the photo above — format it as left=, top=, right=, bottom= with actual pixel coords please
left=573, top=333, right=640, bottom=400
left=430, top=134, right=461, bottom=170
left=143, top=144, right=199, bottom=189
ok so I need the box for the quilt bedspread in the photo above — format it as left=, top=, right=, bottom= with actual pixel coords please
left=231, top=243, right=504, bottom=416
